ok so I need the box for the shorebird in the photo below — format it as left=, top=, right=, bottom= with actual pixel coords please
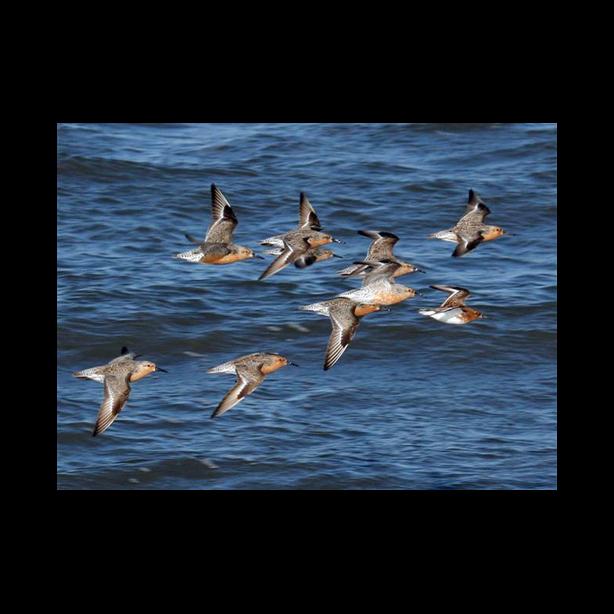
left=300, top=297, right=383, bottom=370
left=339, top=230, right=424, bottom=277
left=337, top=259, right=419, bottom=306
left=176, top=183, right=262, bottom=264
left=263, top=245, right=342, bottom=269
left=72, top=346, right=168, bottom=437
left=418, top=285, right=484, bottom=324
left=429, top=189, right=506, bottom=257
left=208, top=352, right=298, bottom=418
left=259, top=192, right=341, bottom=280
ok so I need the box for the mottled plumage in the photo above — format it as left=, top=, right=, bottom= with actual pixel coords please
left=339, top=230, right=424, bottom=277
left=429, top=189, right=506, bottom=257
left=208, top=352, right=296, bottom=418
left=72, top=346, right=166, bottom=436
left=259, top=192, right=340, bottom=279
left=337, top=260, right=418, bottom=305
left=418, top=284, right=484, bottom=324
left=300, top=297, right=382, bottom=370
left=263, top=245, right=341, bottom=269
left=176, top=184, right=259, bottom=264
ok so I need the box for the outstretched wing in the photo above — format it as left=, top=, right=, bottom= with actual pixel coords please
left=461, top=189, right=491, bottom=221
left=360, top=259, right=399, bottom=285
left=210, top=366, right=261, bottom=418
left=298, top=193, right=322, bottom=230
left=323, top=311, right=359, bottom=370
left=359, top=230, right=400, bottom=260
left=452, top=234, right=483, bottom=257
left=294, top=251, right=318, bottom=269
left=205, top=184, right=239, bottom=243
left=92, top=375, right=131, bottom=436
left=258, top=239, right=302, bottom=280
left=431, top=284, right=471, bottom=308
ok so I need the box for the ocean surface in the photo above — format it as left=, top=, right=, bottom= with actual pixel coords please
left=57, top=123, right=557, bottom=490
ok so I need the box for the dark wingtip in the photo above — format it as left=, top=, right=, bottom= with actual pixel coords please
left=121, top=346, right=129, bottom=355
left=379, top=231, right=399, bottom=240
left=184, top=232, right=200, bottom=244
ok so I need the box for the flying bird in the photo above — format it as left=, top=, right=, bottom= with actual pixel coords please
left=429, top=189, right=507, bottom=257
left=73, top=346, right=167, bottom=436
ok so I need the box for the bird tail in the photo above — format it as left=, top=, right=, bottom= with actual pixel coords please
left=299, top=302, right=330, bottom=315
left=338, top=263, right=367, bottom=277
left=207, top=361, right=237, bottom=374
left=418, top=309, right=436, bottom=317
left=175, top=249, right=203, bottom=262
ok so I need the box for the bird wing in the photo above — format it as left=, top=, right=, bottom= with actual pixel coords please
left=431, top=284, right=471, bottom=308
left=460, top=189, right=491, bottom=222
left=360, top=260, right=399, bottom=285
left=109, top=350, right=137, bottom=365
left=298, top=192, right=322, bottom=230
left=92, top=374, right=131, bottom=436
left=258, top=238, right=303, bottom=280
left=452, top=233, right=483, bottom=257
left=323, top=309, right=359, bottom=370
left=210, top=365, right=262, bottom=418
left=294, top=251, right=318, bottom=269
left=205, top=184, right=239, bottom=243
left=359, top=230, right=399, bottom=260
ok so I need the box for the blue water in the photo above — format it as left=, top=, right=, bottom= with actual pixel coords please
left=57, top=123, right=557, bottom=489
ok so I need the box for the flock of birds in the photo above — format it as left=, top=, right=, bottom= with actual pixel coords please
left=73, top=184, right=508, bottom=436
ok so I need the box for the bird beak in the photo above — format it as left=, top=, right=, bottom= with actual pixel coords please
left=156, top=367, right=169, bottom=373
left=416, top=268, right=426, bottom=273
left=332, top=253, right=343, bottom=258
left=379, top=307, right=391, bottom=313
left=415, top=291, right=424, bottom=297
left=288, top=362, right=300, bottom=367
left=332, top=238, right=344, bottom=244
left=253, top=254, right=265, bottom=259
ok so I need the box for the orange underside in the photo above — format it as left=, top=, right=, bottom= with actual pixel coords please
left=129, top=366, right=155, bottom=382
left=307, top=237, right=332, bottom=247
left=260, top=361, right=286, bottom=374
left=392, top=265, right=413, bottom=277
left=354, top=304, right=380, bottom=317
left=204, top=252, right=249, bottom=264
left=461, top=308, right=481, bottom=322
left=481, top=229, right=504, bottom=242
left=373, top=292, right=412, bottom=305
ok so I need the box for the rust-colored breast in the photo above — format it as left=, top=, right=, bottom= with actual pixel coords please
left=375, top=291, right=411, bottom=305
left=260, top=360, right=286, bottom=374
left=354, top=304, right=380, bottom=317
left=481, top=228, right=504, bottom=242
left=308, top=236, right=332, bottom=247
left=461, top=307, right=482, bottom=323
left=209, top=251, right=251, bottom=264
left=129, top=365, right=155, bottom=382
